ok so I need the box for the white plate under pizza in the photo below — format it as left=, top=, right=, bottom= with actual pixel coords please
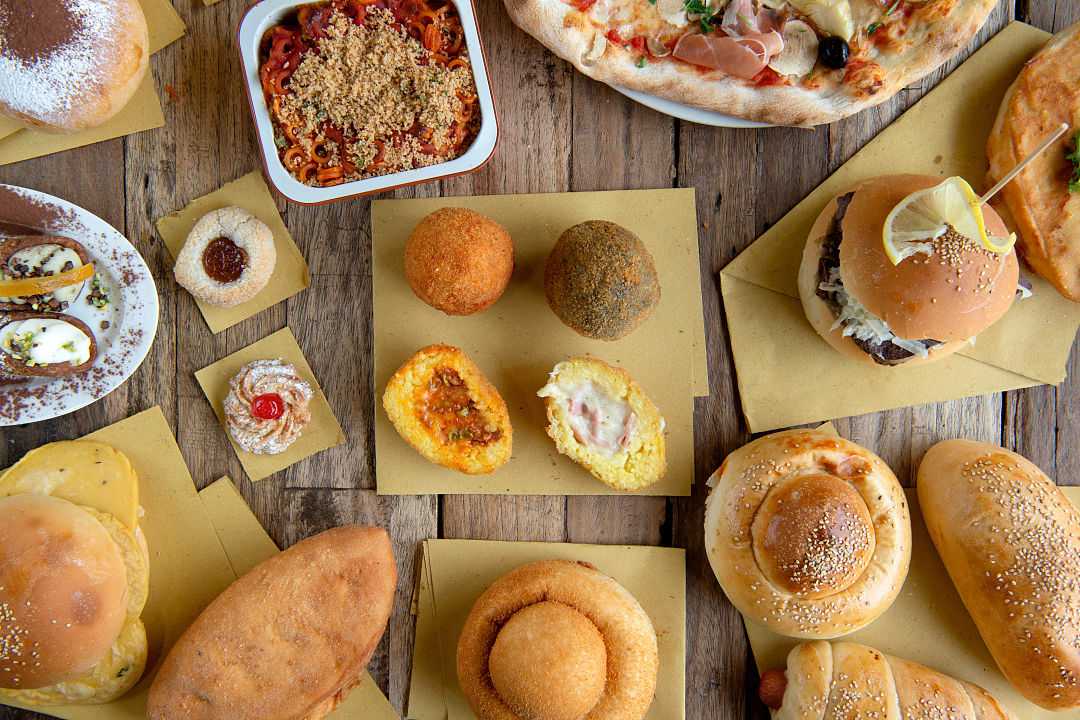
left=506, top=0, right=998, bottom=126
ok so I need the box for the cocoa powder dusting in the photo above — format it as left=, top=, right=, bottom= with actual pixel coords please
left=0, top=0, right=79, bottom=62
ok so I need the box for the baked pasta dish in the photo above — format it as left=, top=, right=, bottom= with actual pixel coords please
left=259, top=0, right=481, bottom=186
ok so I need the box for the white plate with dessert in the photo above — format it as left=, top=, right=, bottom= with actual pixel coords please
left=0, top=184, right=158, bottom=425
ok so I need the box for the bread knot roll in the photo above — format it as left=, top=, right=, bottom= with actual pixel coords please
left=456, top=559, right=659, bottom=720
left=704, top=429, right=911, bottom=638
left=765, top=641, right=1017, bottom=719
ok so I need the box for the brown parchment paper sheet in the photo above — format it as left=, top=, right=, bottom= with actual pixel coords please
left=194, top=327, right=345, bottom=481
left=720, top=22, right=1080, bottom=433
left=0, top=0, right=185, bottom=165
left=406, top=539, right=685, bottom=720
left=372, top=189, right=707, bottom=496
left=156, top=171, right=310, bottom=333
left=744, top=484, right=1080, bottom=720
left=197, top=477, right=399, bottom=720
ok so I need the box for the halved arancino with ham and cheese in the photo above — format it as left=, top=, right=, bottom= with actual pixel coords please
left=537, top=356, right=665, bottom=491
left=382, top=344, right=512, bottom=474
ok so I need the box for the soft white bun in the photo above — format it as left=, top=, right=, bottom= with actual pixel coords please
left=0, top=494, right=128, bottom=690
left=918, top=440, right=1080, bottom=711
left=705, top=429, right=910, bottom=639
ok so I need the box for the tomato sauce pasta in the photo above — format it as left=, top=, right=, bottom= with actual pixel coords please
left=259, top=0, right=480, bottom=187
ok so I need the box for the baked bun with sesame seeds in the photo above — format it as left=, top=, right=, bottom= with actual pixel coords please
left=0, top=492, right=148, bottom=706
left=704, top=428, right=911, bottom=639
left=798, top=175, right=1020, bottom=367
left=758, top=641, right=1018, bottom=719
left=917, top=440, right=1080, bottom=711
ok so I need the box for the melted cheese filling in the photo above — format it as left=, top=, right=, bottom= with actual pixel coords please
left=539, top=379, right=637, bottom=453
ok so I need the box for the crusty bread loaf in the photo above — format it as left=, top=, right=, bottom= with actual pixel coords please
left=146, top=526, right=397, bottom=720
left=917, top=440, right=1080, bottom=710
left=704, top=429, right=911, bottom=639
left=761, top=641, right=1017, bottom=719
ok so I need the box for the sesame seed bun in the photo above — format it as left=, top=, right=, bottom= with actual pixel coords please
left=840, top=175, right=1018, bottom=342
left=798, top=175, right=1019, bottom=367
left=704, top=429, right=911, bottom=639
left=798, top=192, right=968, bottom=368
left=0, top=494, right=129, bottom=690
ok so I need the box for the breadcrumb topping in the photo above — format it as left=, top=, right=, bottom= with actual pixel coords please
left=280, top=8, right=476, bottom=175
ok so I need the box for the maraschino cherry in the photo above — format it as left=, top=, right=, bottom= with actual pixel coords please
left=251, top=393, right=285, bottom=420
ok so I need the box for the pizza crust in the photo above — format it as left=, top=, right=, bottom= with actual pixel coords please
left=503, top=0, right=998, bottom=126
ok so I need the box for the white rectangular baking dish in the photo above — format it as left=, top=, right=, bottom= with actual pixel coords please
left=236, top=0, right=498, bottom=204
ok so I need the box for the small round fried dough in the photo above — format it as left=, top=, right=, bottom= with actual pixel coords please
left=544, top=221, right=660, bottom=341
left=405, top=208, right=514, bottom=315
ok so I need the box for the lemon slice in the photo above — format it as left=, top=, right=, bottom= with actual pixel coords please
left=883, top=177, right=1016, bottom=265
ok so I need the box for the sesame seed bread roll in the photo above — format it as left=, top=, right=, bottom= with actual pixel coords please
left=146, top=526, right=397, bottom=720
left=917, top=440, right=1080, bottom=710
left=761, top=641, right=1017, bottom=719
left=704, top=429, right=911, bottom=639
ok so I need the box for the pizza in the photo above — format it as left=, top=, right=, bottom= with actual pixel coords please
left=503, top=0, right=997, bottom=125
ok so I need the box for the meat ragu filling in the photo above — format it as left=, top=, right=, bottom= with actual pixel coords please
left=815, top=192, right=942, bottom=366
left=420, top=366, right=502, bottom=445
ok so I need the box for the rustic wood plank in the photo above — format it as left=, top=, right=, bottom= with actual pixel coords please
left=439, top=0, right=575, bottom=544
left=675, top=122, right=758, bottom=720
left=563, top=78, right=674, bottom=547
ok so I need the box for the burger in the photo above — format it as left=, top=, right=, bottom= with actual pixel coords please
left=0, top=441, right=148, bottom=707
left=798, top=174, right=1021, bottom=367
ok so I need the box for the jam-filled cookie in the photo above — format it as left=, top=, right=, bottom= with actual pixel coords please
left=224, top=359, right=312, bottom=455
left=173, top=207, right=276, bottom=307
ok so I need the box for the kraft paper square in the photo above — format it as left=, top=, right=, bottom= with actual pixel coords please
left=743, top=485, right=1080, bottom=720
left=0, top=406, right=241, bottom=719
left=406, top=539, right=686, bottom=720
left=198, top=477, right=399, bottom=720
left=0, top=0, right=185, bottom=165
left=372, top=188, right=707, bottom=496
left=156, top=171, right=310, bottom=333
left=720, top=22, right=1080, bottom=433
left=194, top=327, right=345, bottom=482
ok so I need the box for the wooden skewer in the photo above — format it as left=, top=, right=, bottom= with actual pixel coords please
left=979, top=122, right=1071, bottom=204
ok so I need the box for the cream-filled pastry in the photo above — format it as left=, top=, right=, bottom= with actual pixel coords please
left=224, top=359, right=312, bottom=455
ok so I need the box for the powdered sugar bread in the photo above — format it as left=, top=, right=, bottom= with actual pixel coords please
left=0, top=0, right=148, bottom=132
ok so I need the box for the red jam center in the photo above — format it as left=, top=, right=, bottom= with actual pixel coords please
left=251, top=393, right=285, bottom=420
left=202, top=236, right=248, bottom=283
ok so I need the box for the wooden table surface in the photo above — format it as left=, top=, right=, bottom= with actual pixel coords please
left=2, top=1, right=1078, bottom=718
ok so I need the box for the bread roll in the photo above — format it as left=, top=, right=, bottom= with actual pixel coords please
left=146, top=526, right=397, bottom=720
left=704, top=429, right=911, bottom=638
left=760, top=641, right=1017, bottom=719
left=457, top=559, right=658, bottom=720
left=917, top=440, right=1080, bottom=710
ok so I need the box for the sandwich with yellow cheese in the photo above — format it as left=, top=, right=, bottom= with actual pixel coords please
left=0, top=441, right=148, bottom=706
